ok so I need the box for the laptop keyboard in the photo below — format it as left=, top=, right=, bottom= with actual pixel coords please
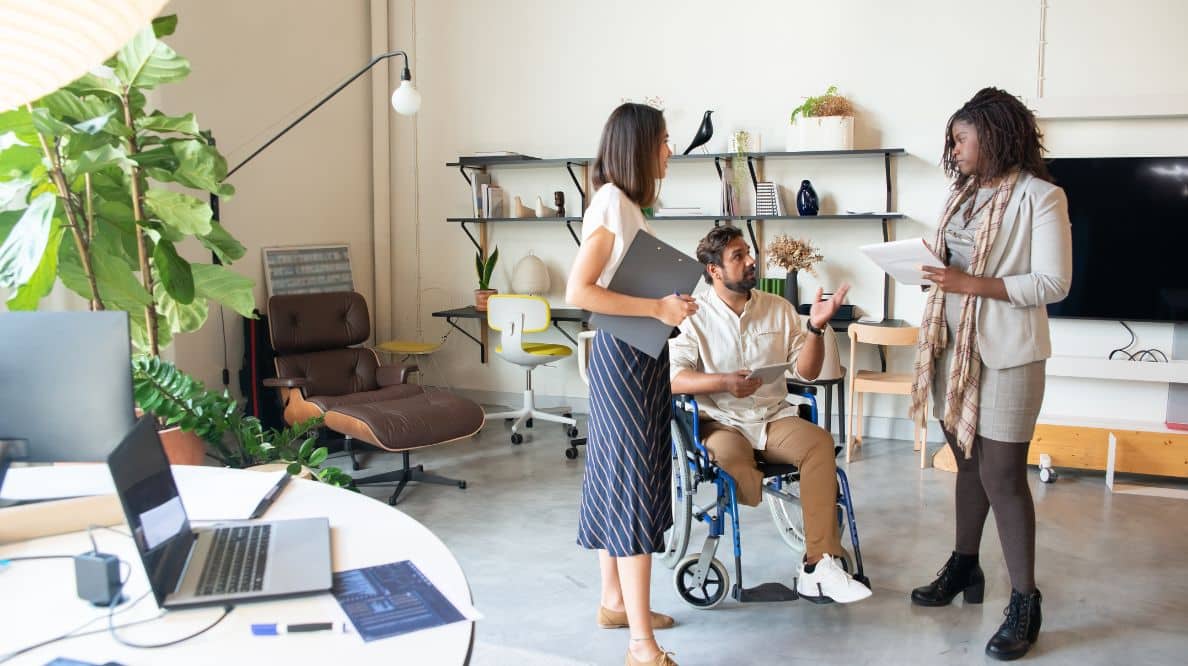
left=195, top=524, right=271, bottom=596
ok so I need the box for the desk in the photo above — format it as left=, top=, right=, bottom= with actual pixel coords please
left=433, top=305, right=589, bottom=363
left=0, top=467, right=474, bottom=665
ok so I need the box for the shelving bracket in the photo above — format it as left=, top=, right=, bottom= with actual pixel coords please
left=459, top=221, right=482, bottom=253
left=565, top=219, right=581, bottom=246
left=565, top=161, right=587, bottom=210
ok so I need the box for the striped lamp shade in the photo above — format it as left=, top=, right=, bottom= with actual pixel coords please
left=0, top=0, right=169, bottom=110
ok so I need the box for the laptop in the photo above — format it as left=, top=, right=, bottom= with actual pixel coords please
left=108, top=416, right=332, bottom=608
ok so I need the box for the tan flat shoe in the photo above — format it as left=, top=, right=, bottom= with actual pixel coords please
left=598, top=606, right=675, bottom=629
left=625, top=649, right=678, bottom=666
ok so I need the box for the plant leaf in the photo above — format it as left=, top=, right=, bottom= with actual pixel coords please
left=29, top=108, right=76, bottom=138
left=71, top=72, right=123, bottom=99
left=115, top=27, right=191, bottom=89
left=69, top=145, right=133, bottom=176
left=136, top=111, right=201, bottom=137
left=0, top=178, right=32, bottom=212
left=152, top=14, right=178, bottom=38
left=153, top=239, right=194, bottom=304
left=5, top=218, right=62, bottom=310
left=164, top=139, right=233, bottom=196
left=144, top=188, right=211, bottom=235
left=199, top=221, right=246, bottom=263
left=286, top=462, right=302, bottom=476
left=0, top=193, right=55, bottom=287
left=307, top=447, right=328, bottom=467
left=192, top=263, right=255, bottom=317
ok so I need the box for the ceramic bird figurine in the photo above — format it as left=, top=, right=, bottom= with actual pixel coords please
left=682, top=110, right=714, bottom=155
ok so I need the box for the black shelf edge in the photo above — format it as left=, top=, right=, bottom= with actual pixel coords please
left=447, top=157, right=590, bottom=168
left=649, top=213, right=905, bottom=221
left=447, top=148, right=906, bottom=168
left=446, top=216, right=582, bottom=223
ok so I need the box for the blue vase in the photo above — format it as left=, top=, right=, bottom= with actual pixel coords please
left=796, top=180, right=819, bottom=216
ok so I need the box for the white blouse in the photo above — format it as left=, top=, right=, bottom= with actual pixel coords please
left=581, top=183, right=653, bottom=288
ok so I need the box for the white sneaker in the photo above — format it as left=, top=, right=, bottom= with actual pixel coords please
left=796, top=554, right=873, bottom=604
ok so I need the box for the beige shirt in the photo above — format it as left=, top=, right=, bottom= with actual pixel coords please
left=669, top=289, right=807, bottom=450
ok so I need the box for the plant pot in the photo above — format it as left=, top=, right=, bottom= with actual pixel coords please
left=784, top=270, right=799, bottom=307
left=158, top=426, right=207, bottom=466
left=475, top=289, right=498, bottom=311
left=788, top=116, right=854, bottom=151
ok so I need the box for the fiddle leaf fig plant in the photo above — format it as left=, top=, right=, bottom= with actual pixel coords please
left=0, top=15, right=254, bottom=356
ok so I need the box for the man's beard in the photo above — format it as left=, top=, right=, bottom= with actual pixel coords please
left=723, top=268, right=757, bottom=294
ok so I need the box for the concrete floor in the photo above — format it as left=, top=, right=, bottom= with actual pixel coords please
left=341, top=415, right=1188, bottom=666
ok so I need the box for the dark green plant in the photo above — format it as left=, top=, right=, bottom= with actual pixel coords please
left=131, top=356, right=355, bottom=489
left=789, top=85, right=854, bottom=123
left=474, top=246, right=499, bottom=290
left=0, top=16, right=254, bottom=356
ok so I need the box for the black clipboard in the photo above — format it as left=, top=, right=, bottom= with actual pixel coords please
left=588, top=231, right=704, bottom=359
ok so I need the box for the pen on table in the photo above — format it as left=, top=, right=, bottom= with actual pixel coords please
left=249, top=472, right=291, bottom=519
left=251, top=621, right=351, bottom=635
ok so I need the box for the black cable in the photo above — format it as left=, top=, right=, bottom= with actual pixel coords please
left=108, top=603, right=234, bottom=649
left=0, top=590, right=153, bottom=664
left=1108, top=321, right=1137, bottom=360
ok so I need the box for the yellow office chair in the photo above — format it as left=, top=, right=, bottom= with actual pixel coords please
left=483, top=295, right=580, bottom=445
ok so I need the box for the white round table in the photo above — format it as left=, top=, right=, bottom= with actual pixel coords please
left=0, top=467, right=474, bottom=665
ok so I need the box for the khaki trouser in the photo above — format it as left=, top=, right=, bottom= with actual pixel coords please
left=701, top=416, right=843, bottom=560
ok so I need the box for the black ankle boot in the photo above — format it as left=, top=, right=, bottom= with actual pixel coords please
left=910, top=551, right=984, bottom=606
left=986, top=588, right=1043, bottom=661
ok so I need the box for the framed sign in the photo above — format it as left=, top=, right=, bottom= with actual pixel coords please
left=262, top=244, right=354, bottom=297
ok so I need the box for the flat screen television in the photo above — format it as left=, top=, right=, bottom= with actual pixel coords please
left=1045, top=156, right=1188, bottom=323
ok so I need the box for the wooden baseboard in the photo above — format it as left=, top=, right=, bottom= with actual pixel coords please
left=1030, top=423, right=1188, bottom=478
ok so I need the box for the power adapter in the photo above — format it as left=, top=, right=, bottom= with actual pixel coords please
left=74, top=551, right=122, bottom=606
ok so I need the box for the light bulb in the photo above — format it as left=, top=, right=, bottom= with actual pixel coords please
left=390, top=80, right=421, bottom=115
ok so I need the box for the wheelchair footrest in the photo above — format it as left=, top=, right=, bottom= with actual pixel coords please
left=736, top=582, right=799, bottom=603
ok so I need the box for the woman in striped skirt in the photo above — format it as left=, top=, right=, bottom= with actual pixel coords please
left=566, top=103, right=697, bottom=666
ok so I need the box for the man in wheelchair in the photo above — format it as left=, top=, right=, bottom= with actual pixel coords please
left=668, top=226, right=871, bottom=604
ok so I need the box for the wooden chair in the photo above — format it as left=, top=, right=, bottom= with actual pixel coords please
left=846, top=323, right=928, bottom=468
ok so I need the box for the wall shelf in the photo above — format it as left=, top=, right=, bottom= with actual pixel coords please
left=446, top=146, right=906, bottom=320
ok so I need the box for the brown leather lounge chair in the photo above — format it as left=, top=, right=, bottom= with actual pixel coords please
left=264, top=291, right=484, bottom=504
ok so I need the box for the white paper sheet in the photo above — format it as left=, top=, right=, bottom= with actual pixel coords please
left=859, top=238, right=944, bottom=286
left=1, top=464, right=289, bottom=521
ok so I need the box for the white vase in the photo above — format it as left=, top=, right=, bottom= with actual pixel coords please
left=787, top=116, right=854, bottom=151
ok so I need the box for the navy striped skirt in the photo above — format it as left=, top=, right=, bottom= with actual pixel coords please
left=577, top=330, right=672, bottom=557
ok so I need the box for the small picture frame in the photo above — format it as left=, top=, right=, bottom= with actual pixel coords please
left=262, top=244, right=354, bottom=298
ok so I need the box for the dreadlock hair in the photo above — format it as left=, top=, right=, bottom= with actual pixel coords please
left=942, top=87, right=1051, bottom=189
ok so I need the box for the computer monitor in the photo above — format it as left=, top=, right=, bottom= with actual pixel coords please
left=0, top=311, right=135, bottom=490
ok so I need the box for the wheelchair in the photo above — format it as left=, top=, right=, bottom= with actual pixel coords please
left=661, top=394, right=870, bottom=609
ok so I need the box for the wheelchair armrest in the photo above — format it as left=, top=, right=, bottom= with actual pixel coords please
left=377, top=364, right=417, bottom=386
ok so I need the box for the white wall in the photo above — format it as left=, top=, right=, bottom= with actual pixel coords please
left=389, top=0, right=1188, bottom=428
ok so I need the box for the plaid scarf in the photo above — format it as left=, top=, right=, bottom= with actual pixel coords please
left=910, top=170, right=1020, bottom=459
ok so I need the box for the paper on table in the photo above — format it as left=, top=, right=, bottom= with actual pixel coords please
left=1, top=464, right=288, bottom=521
left=859, top=238, right=944, bottom=286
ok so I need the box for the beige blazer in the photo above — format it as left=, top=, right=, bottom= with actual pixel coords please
left=973, top=171, right=1072, bottom=369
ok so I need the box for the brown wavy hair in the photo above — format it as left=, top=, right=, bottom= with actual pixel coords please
left=942, top=87, right=1051, bottom=188
left=591, top=103, right=666, bottom=207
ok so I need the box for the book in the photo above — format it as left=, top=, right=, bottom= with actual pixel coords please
left=480, top=183, right=490, bottom=218
left=471, top=172, right=491, bottom=218
left=485, top=185, right=505, bottom=217
left=655, top=207, right=704, bottom=217
left=755, top=182, right=780, bottom=217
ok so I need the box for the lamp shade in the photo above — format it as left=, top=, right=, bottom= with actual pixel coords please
left=390, top=80, right=421, bottom=115
left=0, top=0, right=169, bottom=111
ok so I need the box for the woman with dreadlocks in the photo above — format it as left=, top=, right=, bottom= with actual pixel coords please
left=908, top=87, right=1072, bottom=661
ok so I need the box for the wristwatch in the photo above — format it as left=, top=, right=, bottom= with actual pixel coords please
left=806, top=320, right=825, bottom=337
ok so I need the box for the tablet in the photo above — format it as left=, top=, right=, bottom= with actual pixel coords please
left=745, top=362, right=794, bottom=384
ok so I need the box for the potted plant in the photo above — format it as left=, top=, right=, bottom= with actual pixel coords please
left=767, top=234, right=823, bottom=307
left=0, top=17, right=257, bottom=466
left=0, top=16, right=255, bottom=354
left=131, top=356, right=356, bottom=488
left=787, top=85, right=855, bottom=151
left=474, top=246, right=499, bottom=310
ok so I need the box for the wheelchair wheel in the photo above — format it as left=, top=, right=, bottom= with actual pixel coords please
left=765, top=478, right=807, bottom=561
left=660, top=421, right=694, bottom=569
left=673, top=555, right=729, bottom=609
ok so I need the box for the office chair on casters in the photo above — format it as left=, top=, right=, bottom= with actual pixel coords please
left=563, top=329, right=597, bottom=460
left=264, top=291, right=485, bottom=505
left=483, top=295, right=580, bottom=446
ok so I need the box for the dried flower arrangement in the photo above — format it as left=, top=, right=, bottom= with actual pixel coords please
left=790, top=85, right=854, bottom=123
left=767, top=234, right=824, bottom=274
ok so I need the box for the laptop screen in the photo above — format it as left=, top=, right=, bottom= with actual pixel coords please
left=108, top=415, right=196, bottom=606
